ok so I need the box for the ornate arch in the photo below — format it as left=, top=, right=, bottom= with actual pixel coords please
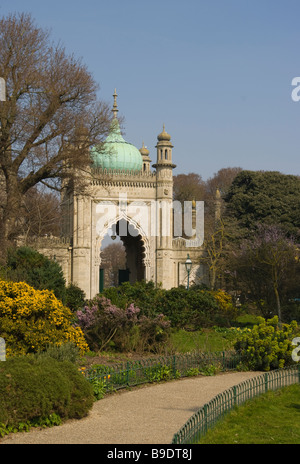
left=96, top=210, right=151, bottom=268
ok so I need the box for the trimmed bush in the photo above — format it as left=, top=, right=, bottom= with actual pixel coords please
left=0, top=356, right=94, bottom=430
left=0, top=280, right=89, bottom=357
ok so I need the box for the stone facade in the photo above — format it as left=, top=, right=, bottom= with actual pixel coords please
left=34, top=93, right=208, bottom=298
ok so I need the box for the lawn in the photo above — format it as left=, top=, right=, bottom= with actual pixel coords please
left=170, top=327, right=243, bottom=353
left=169, top=315, right=260, bottom=353
left=199, top=384, right=300, bottom=444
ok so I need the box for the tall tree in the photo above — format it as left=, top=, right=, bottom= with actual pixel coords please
left=205, top=167, right=242, bottom=198
left=225, top=170, right=300, bottom=240
left=101, top=242, right=126, bottom=287
left=21, top=187, right=61, bottom=239
left=173, top=173, right=205, bottom=203
left=229, top=225, right=299, bottom=324
left=200, top=219, right=226, bottom=290
left=0, top=13, right=111, bottom=255
left=204, top=167, right=242, bottom=219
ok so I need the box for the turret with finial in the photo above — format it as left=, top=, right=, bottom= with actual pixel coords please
left=112, top=89, right=118, bottom=119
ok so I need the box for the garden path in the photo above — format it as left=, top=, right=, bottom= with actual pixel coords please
left=1, top=371, right=260, bottom=445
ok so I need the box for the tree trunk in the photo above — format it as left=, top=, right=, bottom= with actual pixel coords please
left=1, top=170, right=22, bottom=252
left=274, top=284, right=282, bottom=327
left=210, top=265, right=216, bottom=290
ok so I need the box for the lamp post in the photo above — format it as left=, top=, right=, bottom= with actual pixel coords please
left=185, top=254, right=192, bottom=290
left=111, top=224, right=117, bottom=241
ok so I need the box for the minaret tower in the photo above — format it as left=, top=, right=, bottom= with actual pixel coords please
left=153, top=125, right=176, bottom=288
left=139, top=142, right=152, bottom=173
left=153, top=124, right=176, bottom=198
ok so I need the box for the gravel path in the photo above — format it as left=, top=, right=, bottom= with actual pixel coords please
left=1, top=371, right=261, bottom=445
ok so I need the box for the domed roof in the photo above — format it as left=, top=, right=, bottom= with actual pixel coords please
left=91, top=118, right=143, bottom=172
left=139, top=141, right=150, bottom=157
left=157, top=124, right=171, bottom=142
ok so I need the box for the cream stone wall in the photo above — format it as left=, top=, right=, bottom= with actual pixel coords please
left=31, top=114, right=207, bottom=298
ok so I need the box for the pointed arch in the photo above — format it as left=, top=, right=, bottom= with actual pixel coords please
left=96, top=211, right=151, bottom=284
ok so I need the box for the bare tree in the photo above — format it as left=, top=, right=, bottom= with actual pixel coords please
left=0, top=13, right=112, bottom=254
left=230, top=225, right=299, bottom=324
left=204, top=167, right=242, bottom=221
left=200, top=219, right=226, bottom=290
left=173, top=173, right=205, bottom=204
left=21, top=187, right=61, bottom=239
left=101, top=242, right=126, bottom=287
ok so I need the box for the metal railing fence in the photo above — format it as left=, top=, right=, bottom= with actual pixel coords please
left=84, top=351, right=241, bottom=394
left=171, top=365, right=300, bottom=444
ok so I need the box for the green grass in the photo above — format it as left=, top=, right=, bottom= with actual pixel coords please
left=199, top=384, right=300, bottom=444
left=169, top=314, right=260, bottom=353
left=170, top=327, right=239, bottom=353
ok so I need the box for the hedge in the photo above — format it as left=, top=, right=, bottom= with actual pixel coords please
left=0, top=356, right=94, bottom=432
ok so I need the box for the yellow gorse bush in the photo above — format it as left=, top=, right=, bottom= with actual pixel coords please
left=0, top=280, right=88, bottom=357
left=213, top=290, right=233, bottom=312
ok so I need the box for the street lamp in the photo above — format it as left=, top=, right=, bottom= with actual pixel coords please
left=185, top=254, right=192, bottom=290
left=111, top=224, right=117, bottom=241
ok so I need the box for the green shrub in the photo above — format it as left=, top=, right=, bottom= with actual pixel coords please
left=65, top=283, right=86, bottom=312
left=185, top=367, right=200, bottom=377
left=0, top=356, right=94, bottom=431
left=158, top=286, right=220, bottom=329
left=234, top=316, right=299, bottom=371
left=102, top=280, right=164, bottom=318
left=102, top=281, right=226, bottom=330
left=35, top=342, right=80, bottom=364
left=3, top=246, right=66, bottom=301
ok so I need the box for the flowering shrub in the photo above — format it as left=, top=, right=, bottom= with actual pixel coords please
left=0, top=280, right=89, bottom=357
left=212, top=290, right=239, bottom=321
left=234, top=316, right=299, bottom=371
left=102, top=281, right=242, bottom=329
left=76, top=296, right=171, bottom=353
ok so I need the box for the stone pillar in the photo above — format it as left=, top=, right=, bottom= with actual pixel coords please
left=153, top=125, right=176, bottom=289
left=71, top=195, right=92, bottom=298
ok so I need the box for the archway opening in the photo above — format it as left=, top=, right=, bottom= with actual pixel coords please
left=100, top=218, right=146, bottom=289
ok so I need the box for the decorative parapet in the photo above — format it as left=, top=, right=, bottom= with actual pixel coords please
left=90, top=168, right=157, bottom=187
left=17, top=235, right=72, bottom=249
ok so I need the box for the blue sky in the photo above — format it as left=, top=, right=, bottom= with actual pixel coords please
left=1, top=0, right=300, bottom=180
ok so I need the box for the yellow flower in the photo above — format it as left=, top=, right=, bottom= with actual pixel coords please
left=0, top=280, right=88, bottom=357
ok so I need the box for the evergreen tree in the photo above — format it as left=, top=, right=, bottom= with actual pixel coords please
left=4, top=246, right=66, bottom=301
left=225, top=171, right=300, bottom=240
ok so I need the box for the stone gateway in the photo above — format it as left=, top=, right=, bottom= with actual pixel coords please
left=35, top=91, right=209, bottom=298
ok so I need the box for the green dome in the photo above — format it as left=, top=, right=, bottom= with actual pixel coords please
left=91, top=119, right=143, bottom=172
